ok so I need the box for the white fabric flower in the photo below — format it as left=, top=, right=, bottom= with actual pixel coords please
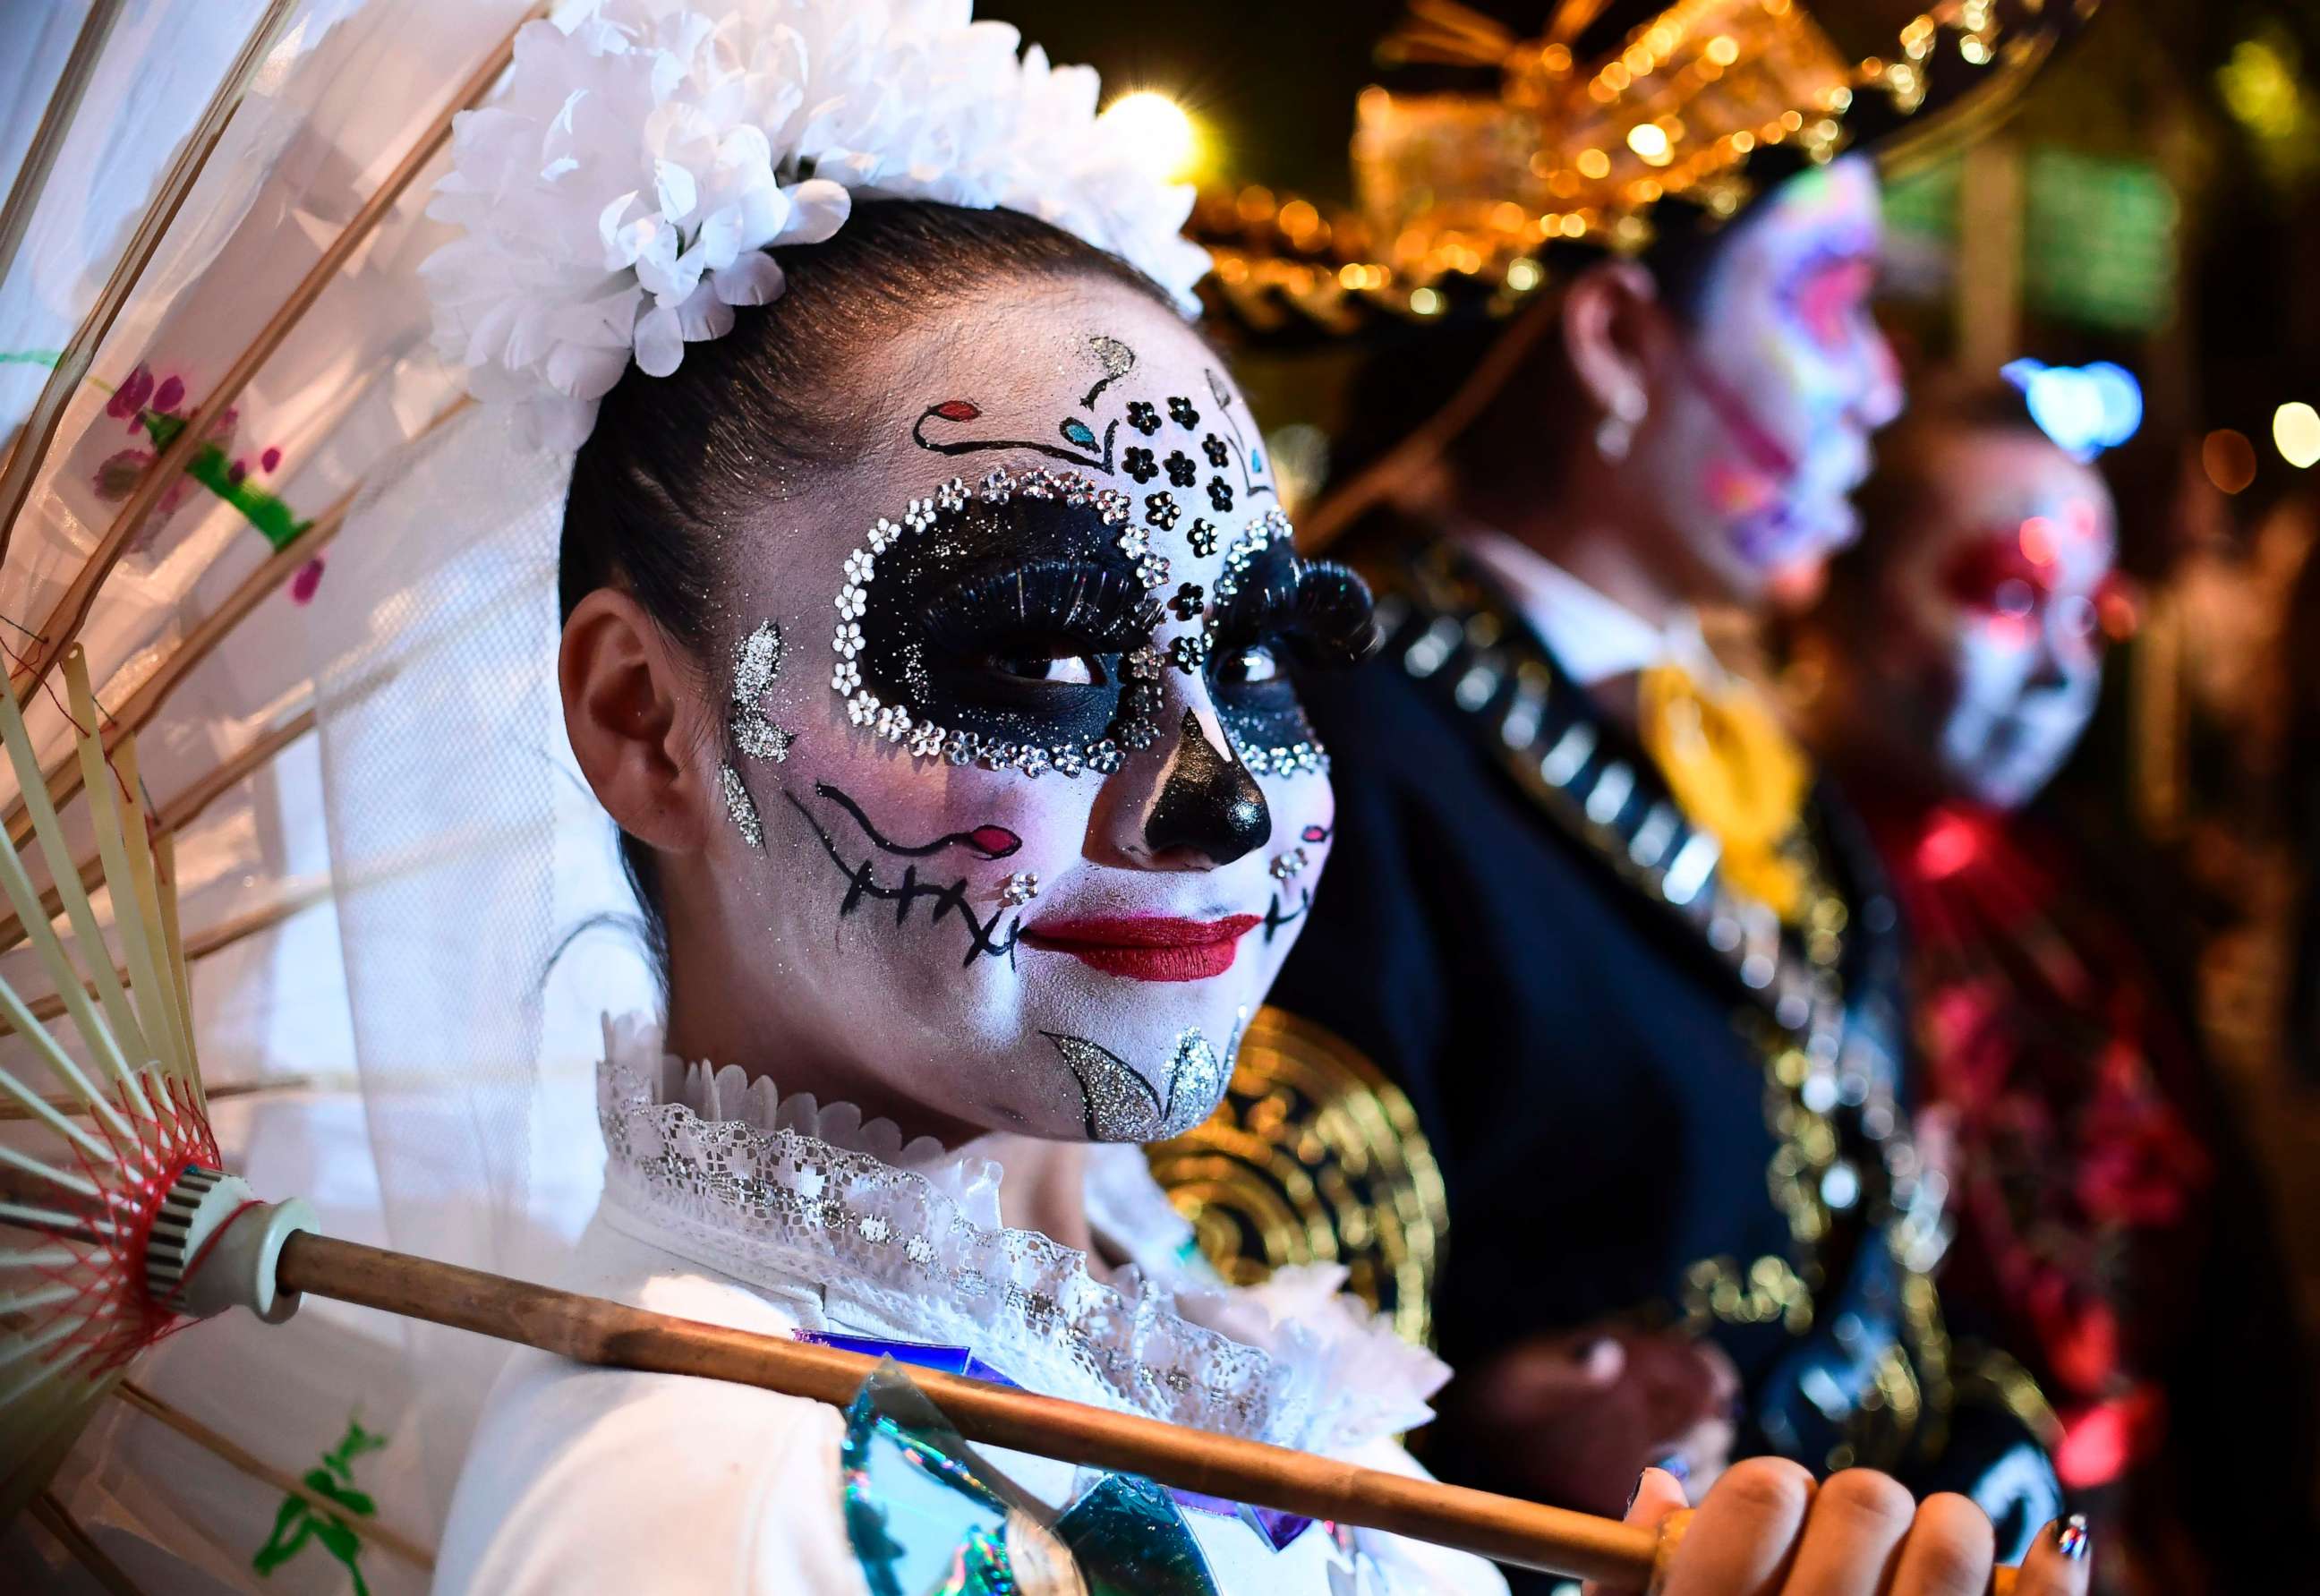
left=423, top=0, right=1209, bottom=448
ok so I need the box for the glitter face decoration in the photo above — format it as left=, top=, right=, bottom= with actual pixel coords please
left=1861, top=427, right=2120, bottom=810
left=673, top=281, right=1352, bottom=1151
left=729, top=620, right=792, bottom=758
left=1638, top=158, right=1904, bottom=594
left=1043, top=1026, right=1230, bottom=1141
left=827, top=473, right=1350, bottom=781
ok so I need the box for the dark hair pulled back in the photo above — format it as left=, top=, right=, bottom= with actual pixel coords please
left=559, top=200, right=1178, bottom=969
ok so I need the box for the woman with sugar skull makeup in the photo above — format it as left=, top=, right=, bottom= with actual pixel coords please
left=1198, top=0, right=2101, bottom=1581
left=323, top=3, right=2104, bottom=1592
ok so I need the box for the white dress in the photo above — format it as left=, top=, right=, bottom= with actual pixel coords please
left=433, top=1016, right=1508, bottom=1594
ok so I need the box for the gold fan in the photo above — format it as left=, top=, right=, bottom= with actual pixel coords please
left=1150, top=1006, right=1447, bottom=1347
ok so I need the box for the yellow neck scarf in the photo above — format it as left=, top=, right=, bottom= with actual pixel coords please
left=1636, top=661, right=1811, bottom=921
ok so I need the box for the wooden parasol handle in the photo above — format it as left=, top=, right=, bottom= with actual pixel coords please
left=273, top=1232, right=2017, bottom=1593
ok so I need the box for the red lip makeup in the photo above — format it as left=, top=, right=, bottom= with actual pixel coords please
left=1019, top=914, right=1263, bottom=982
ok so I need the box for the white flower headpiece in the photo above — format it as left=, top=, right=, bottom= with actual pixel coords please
left=422, top=0, right=1212, bottom=449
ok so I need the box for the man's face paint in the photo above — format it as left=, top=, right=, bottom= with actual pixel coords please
left=698, top=277, right=1353, bottom=1145
left=1858, top=428, right=2121, bottom=810
left=1636, top=156, right=1904, bottom=598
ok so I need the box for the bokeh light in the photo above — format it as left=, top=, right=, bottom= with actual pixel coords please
left=2000, top=359, right=2142, bottom=461
left=1098, top=91, right=1202, bottom=182
left=2273, top=402, right=2320, bottom=469
left=2202, top=429, right=2257, bottom=493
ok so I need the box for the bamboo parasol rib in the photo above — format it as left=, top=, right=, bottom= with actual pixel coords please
left=0, top=884, right=330, bottom=1039
left=4, top=13, right=531, bottom=698
left=0, top=1075, right=328, bottom=1125
left=0, top=0, right=301, bottom=569
left=0, top=1, right=129, bottom=303
left=0, top=391, right=469, bottom=858
left=113, top=1380, right=433, bottom=1570
left=30, top=1488, right=148, bottom=1596
left=0, top=709, right=315, bottom=953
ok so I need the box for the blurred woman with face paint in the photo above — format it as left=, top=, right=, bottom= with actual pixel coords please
left=1193, top=0, right=2097, bottom=1574
left=1792, top=376, right=2318, bottom=1590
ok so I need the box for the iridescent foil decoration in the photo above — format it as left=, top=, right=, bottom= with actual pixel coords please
left=1054, top=1475, right=1222, bottom=1593
left=840, top=1361, right=1223, bottom=1596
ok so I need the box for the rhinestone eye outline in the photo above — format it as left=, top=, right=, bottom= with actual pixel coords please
left=828, top=482, right=1321, bottom=780
left=828, top=465, right=1174, bottom=776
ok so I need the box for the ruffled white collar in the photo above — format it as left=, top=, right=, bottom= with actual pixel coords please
left=591, top=1014, right=1446, bottom=1456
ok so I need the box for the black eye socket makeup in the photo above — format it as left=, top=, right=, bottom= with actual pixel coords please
left=1206, top=542, right=1374, bottom=771
left=1195, top=510, right=1364, bottom=777
left=834, top=465, right=1166, bottom=775
left=827, top=473, right=1356, bottom=781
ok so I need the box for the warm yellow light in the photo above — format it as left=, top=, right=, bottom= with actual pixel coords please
left=1626, top=123, right=1673, bottom=165
left=1506, top=257, right=1542, bottom=291
left=2277, top=402, right=2320, bottom=469
left=1577, top=148, right=1612, bottom=179
left=1409, top=287, right=1443, bottom=316
left=1099, top=91, right=1201, bottom=181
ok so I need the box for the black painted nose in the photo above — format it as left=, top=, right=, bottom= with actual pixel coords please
left=1143, top=709, right=1271, bottom=866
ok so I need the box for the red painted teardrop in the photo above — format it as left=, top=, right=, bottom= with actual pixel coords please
left=935, top=400, right=981, bottom=422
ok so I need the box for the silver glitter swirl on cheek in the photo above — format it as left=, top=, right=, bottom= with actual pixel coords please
left=1152, top=1028, right=1224, bottom=1139
left=1043, top=1026, right=1231, bottom=1141
left=721, top=764, right=764, bottom=851
left=1045, top=1031, right=1164, bottom=1141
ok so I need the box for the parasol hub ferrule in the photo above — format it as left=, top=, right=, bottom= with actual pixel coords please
left=145, top=1163, right=320, bottom=1325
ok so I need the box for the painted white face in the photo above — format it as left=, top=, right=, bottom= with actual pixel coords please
left=1633, top=156, right=1906, bottom=597
left=1870, top=428, right=2120, bottom=810
left=681, top=277, right=1353, bottom=1145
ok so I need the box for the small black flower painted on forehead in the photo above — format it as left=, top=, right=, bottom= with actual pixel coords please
left=1207, top=477, right=1234, bottom=512
left=1164, top=451, right=1197, bottom=487
left=1167, top=396, right=1199, bottom=429
left=1123, top=447, right=1158, bottom=483
left=1169, top=583, right=1205, bottom=621
left=1126, top=400, right=1161, bottom=435
left=1144, top=491, right=1181, bottom=531
left=1188, top=519, right=1219, bottom=559
left=1202, top=434, right=1229, bottom=468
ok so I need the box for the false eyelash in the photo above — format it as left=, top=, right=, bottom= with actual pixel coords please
left=1214, top=559, right=1378, bottom=668
left=917, top=560, right=1164, bottom=654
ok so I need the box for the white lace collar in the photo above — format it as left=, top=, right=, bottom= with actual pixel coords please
left=592, top=1014, right=1446, bottom=1455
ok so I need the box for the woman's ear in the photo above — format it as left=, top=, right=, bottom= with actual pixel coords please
left=1560, top=259, right=1668, bottom=428
left=559, top=588, right=710, bottom=856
